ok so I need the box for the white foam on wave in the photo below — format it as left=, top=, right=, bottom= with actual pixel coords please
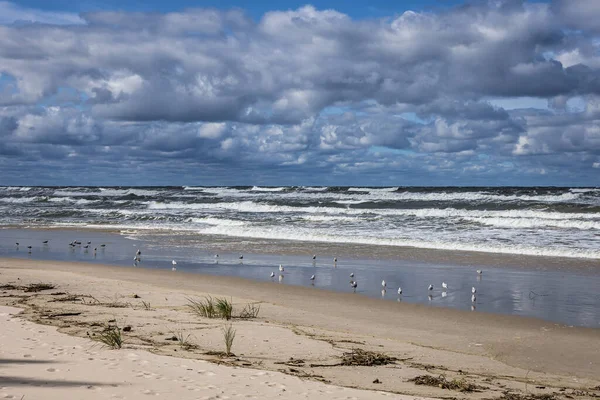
left=0, top=186, right=32, bottom=191
left=465, top=216, right=600, bottom=230
left=348, top=187, right=399, bottom=192
left=195, top=224, right=600, bottom=259
left=0, top=196, right=42, bottom=203
left=250, top=186, right=287, bottom=192
left=570, top=188, right=600, bottom=193
left=301, top=186, right=328, bottom=191
left=145, top=200, right=600, bottom=222
left=48, top=197, right=98, bottom=205
left=187, top=217, right=246, bottom=226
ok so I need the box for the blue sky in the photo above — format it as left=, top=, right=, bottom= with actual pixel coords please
left=14, top=0, right=464, bottom=19
left=0, top=0, right=599, bottom=186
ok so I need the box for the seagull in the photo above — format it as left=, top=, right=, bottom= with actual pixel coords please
left=84, top=245, right=89, bottom=249
left=279, top=264, right=284, bottom=272
left=476, top=269, right=483, bottom=275
left=27, top=245, right=32, bottom=249
left=172, top=260, right=177, bottom=271
left=100, top=244, right=106, bottom=247
left=214, top=254, right=219, bottom=258
left=442, top=282, right=448, bottom=289
left=381, top=280, right=386, bottom=288
left=42, top=240, right=48, bottom=244
left=312, top=255, right=317, bottom=260
left=172, top=260, right=177, bottom=266
left=350, top=272, right=354, bottom=278
left=471, top=294, right=477, bottom=303
left=15, top=242, right=19, bottom=246
left=310, top=274, right=315, bottom=281
left=397, top=287, right=402, bottom=295
left=239, top=255, right=244, bottom=260
left=472, top=286, right=477, bottom=294
left=270, top=271, right=275, bottom=278
left=87, top=241, right=91, bottom=245
left=136, top=249, right=141, bottom=256
left=333, top=257, right=337, bottom=263
left=428, top=284, right=434, bottom=291
left=350, top=281, right=357, bottom=291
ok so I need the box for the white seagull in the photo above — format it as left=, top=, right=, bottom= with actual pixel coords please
left=350, top=272, right=354, bottom=278
left=381, top=280, right=386, bottom=288
left=279, top=264, right=284, bottom=272
left=333, top=257, right=337, bottom=263
left=397, top=287, right=402, bottom=295
left=270, top=271, right=275, bottom=278
left=428, top=284, right=434, bottom=291
left=136, top=249, right=141, bottom=256
left=476, top=269, right=483, bottom=275
left=312, top=255, right=317, bottom=260
left=442, top=282, right=448, bottom=289
left=310, top=274, right=315, bottom=281
left=472, top=286, right=477, bottom=294
left=350, top=281, right=357, bottom=291
left=471, top=294, right=477, bottom=303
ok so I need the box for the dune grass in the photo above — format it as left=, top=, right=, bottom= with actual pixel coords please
left=222, top=324, right=236, bottom=356
left=97, top=325, right=123, bottom=349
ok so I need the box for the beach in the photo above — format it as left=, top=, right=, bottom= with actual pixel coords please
left=1, top=257, right=599, bottom=399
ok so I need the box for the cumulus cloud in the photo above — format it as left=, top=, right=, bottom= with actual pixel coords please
left=0, top=1, right=599, bottom=185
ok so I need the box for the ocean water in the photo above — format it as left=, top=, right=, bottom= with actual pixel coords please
left=1, top=185, right=599, bottom=259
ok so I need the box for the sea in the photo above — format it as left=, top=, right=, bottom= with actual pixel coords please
left=0, top=186, right=599, bottom=327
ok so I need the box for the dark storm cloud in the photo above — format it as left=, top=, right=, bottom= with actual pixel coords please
left=0, top=0, right=599, bottom=185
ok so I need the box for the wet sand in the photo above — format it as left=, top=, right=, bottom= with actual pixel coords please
left=1, top=258, right=599, bottom=399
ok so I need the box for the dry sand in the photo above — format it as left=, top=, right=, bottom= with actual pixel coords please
left=1, top=258, right=599, bottom=400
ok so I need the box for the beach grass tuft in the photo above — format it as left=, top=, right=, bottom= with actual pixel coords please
left=222, top=324, right=236, bottom=356
left=187, top=296, right=217, bottom=318
left=97, top=324, right=123, bottom=349
left=141, top=300, right=152, bottom=310
left=215, top=297, right=233, bottom=320
left=238, top=303, right=261, bottom=319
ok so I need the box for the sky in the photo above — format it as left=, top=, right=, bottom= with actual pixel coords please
left=0, top=0, right=599, bottom=186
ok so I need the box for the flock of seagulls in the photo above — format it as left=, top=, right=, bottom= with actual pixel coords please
left=16, top=239, right=107, bottom=255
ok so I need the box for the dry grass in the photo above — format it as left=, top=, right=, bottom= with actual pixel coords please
left=340, top=348, right=397, bottom=366
left=238, top=303, right=261, bottom=319
left=0, top=283, right=56, bottom=292
left=499, top=393, right=556, bottom=400
left=171, top=330, right=196, bottom=350
left=410, top=374, right=479, bottom=392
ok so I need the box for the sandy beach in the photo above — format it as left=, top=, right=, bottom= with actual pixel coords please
left=1, top=258, right=599, bottom=399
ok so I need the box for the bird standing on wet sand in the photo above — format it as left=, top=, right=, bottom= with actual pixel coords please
left=279, top=264, right=284, bottom=272
left=472, top=286, right=477, bottom=294
left=477, top=269, right=483, bottom=275
left=350, top=281, right=357, bottom=291
left=397, top=287, right=402, bottom=295
left=239, top=255, right=243, bottom=260
left=381, top=280, right=386, bottom=288
left=270, top=271, right=275, bottom=278
left=350, top=272, right=354, bottom=278
left=310, top=274, right=315, bottom=282
left=428, top=284, right=434, bottom=291
left=442, top=282, right=448, bottom=289
left=43, top=240, right=48, bottom=244
left=312, top=255, right=317, bottom=260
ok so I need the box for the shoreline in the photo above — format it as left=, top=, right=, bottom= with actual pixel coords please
left=5, top=226, right=600, bottom=271
left=1, top=257, right=599, bottom=395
